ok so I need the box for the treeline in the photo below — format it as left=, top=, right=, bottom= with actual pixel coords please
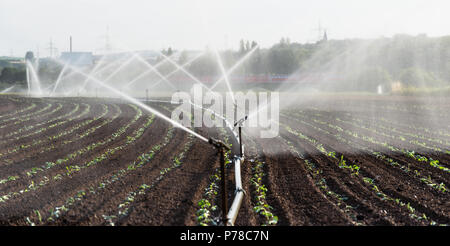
left=0, top=67, right=26, bottom=87
left=2, top=34, right=449, bottom=92
left=175, top=38, right=314, bottom=77
left=180, top=34, right=450, bottom=91
left=0, top=59, right=26, bottom=88
left=296, top=34, right=450, bottom=91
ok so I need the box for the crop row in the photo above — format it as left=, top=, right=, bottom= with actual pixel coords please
left=196, top=127, right=232, bottom=226
left=249, top=159, right=279, bottom=226
left=306, top=108, right=450, bottom=153
left=312, top=103, right=450, bottom=139
left=0, top=97, right=37, bottom=118
left=338, top=111, right=450, bottom=148
left=289, top=110, right=449, bottom=174
left=280, top=138, right=363, bottom=225
left=0, top=103, right=88, bottom=159
left=2, top=103, right=81, bottom=140
left=0, top=102, right=54, bottom=129
left=0, top=104, right=141, bottom=196
left=103, top=133, right=195, bottom=226
left=281, top=123, right=439, bottom=225
left=0, top=103, right=84, bottom=150
left=333, top=112, right=449, bottom=154
left=375, top=115, right=450, bottom=139
left=0, top=102, right=37, bottom=122
left=377, top=104, right=449, bottom=119
left=17, top=104, right=118, bottom=165
left=240, top=133, right=278, bottom=226
left=26, top=124, right=175, bottom=225
left=1, top=105, right=150, bottom=205
left=0, top=104, right=116, bottom=174
left=283, top=112, right=448, bottom=193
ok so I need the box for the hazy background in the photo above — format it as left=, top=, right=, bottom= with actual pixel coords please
left=0, top=0, right=448, bottom=56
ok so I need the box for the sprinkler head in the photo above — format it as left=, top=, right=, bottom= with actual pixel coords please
left=208, top=137, right=231, bottom=151
left=234, top=115, right=248, bottom=127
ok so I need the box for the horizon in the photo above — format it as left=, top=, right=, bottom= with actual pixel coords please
left=2, top=33, right=449, bottom=59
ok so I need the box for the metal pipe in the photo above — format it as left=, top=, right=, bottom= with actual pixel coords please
left=220, top=147, right=228, bottom=225
left=153, top=99, right=246, bottom=226
left=239, top=126, right=242, bottom=157
left=226, top=153, right=245, bottom=226
left=208, top=137, right=231, bottom=226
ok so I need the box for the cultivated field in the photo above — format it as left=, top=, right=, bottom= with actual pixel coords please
left=0, top=94, right=448, bottom=225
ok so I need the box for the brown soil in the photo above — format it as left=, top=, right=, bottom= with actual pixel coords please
left=0, top=95, right=448, bottom=226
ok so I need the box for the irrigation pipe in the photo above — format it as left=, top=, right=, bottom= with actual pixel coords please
left=187, top=100, right=245, bottom=226
left=141, top=98, right=245, bottom=226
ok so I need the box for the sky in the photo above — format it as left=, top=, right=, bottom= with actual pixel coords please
left=0, top=0, right=448, bottom=57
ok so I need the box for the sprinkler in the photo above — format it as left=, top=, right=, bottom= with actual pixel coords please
left=208, top=137, right=231, bottom=226
left=234, top=115, right=248, bottom=158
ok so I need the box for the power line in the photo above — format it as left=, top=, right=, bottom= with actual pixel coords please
left=47, top=38, right=58, bottom=58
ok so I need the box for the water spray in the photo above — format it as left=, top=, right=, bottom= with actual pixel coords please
left=209, top=44, right=259, bottom=91
left=156, top=52, right=217, bottom=94
left=214, top=47, right=235, bottom=103
left=26, top=63, right=31, bottom=96
left=127, top=52, right=206, bottom=91
left=77, top=54, right=131, bottom=94
left=125, top=51, right=204, bottom=88
left=123, top=57, right=172, bottom=88
left=1, top=86, right=15, bottom=94
left=134, top=55, right=178, bottom=90
left=50, top=58, right=209, bottom=143
left=25, top=60, right=43, bottom=97
left=51, top=62, right=70, bottom=96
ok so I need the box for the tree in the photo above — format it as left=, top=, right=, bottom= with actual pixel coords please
left=0, top=67, right=26, bottom=86
left=178, top=50, right=188, bottom=65
left=0, top=67, right=14, bottom=82
left=239, top=39, right=246, bottom=56
left=251, top=41, right=258, bottom=49
left=268, top=47, right=298, bottom=74
left=249, top=47, right=263, bottom=75
left=245, top=40, right=251, bottom=52
left=399, top=67, right=440, bottom=87
left=189, top=52, right=218, bottom=77
left=279, top=38, right=286, bottom=47
left=354, top=67, right=392, bottom=92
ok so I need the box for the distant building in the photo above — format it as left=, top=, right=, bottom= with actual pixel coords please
left=316, top=31, right=328, bottom=45
left=391, top=81, right=403, bottom=92
left=60, top=52, right=94, bottom=67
